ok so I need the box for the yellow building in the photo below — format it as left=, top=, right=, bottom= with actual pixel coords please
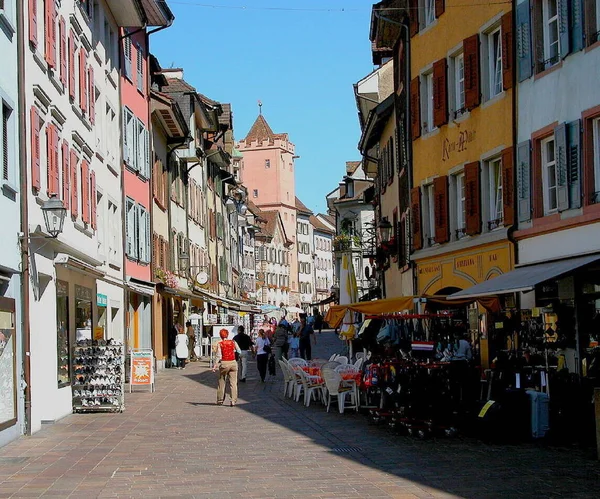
left=409, top=0, right=515, bottom=299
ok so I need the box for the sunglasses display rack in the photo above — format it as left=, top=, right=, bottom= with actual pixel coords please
left=72, top=339, right=125, bottom=413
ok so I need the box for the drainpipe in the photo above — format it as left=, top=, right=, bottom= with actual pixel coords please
left=16, top=0, right=32, bottom=436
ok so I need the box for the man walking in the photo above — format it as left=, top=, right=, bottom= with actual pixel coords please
left=298, top=314, right=316, bottom=361
left=233, top=325, right=253, bottom=382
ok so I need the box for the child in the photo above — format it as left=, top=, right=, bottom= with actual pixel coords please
left=289, top=331, right=300, bottom=359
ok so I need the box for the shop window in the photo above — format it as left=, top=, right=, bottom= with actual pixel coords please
left=541, top=135, right=558, bottom=214
left=75, top=285, right=93, bottom=342
left=487, top=157, right=504, bottom=228
left=56, top=280, right=70, bottom=387
left=0, top=298, right=16, bottom=428
left=421, top=71, right=435, bottom=134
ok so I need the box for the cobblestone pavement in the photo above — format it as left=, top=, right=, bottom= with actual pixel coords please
left=0, top=330, right=598, bottom=498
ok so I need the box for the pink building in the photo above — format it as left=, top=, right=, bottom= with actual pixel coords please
left=237, top=114, right=300, bottom=304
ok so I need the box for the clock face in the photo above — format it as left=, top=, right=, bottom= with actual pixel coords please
left=196, top=272, right=208, bottom=285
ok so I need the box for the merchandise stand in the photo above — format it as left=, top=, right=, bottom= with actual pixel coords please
left=72, top=339, right=125, bottom=413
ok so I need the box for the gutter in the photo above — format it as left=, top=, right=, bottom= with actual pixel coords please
left=16, top=0, right=32, bottom=436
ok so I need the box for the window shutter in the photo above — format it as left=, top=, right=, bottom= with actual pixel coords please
left=501, top=12, right=514, bottom=90
left=61, top=140, right=70, bottom=209
left=144, top=210, right=150, bottom=263
left=409, top=0, right=419, bottom=37
left=124, top=36, right=132, bottom=79
left=501, top=148, right=515, bottom=226
left=136, top=45, right=144, bottom=93
left=122, top=108, right=129, bottom=165
left=79, top=48, right=87, bottom=113
left=567, top=119, right=581, bottom=209
left=410, top=187, right=422, bottom=251
left=410, top=76, right=421, bottom=140
left=44, top=0, right=53, bottom=66
left=433, top=58, right=448, bottom=128
left=81, top=159, right=90, bottom=224
left=435, top=0, right=445, bottom=18
left=88, top=66, right=95, bottom=125
left=554, top=123, right=569, bottom=211
left=584, top=0, right=597, bottom=48
left=152, top=233, right=158, bottom=272
left=558, top=0, right=570, bottom=58
left=434, top=175, right=449, bottom=244
left=51, top=124, right=59, bottom=195
left=145, top=128, right=150, bottom=178
left=126, top=200, right=136, bottom=259
left=570, top=0, right=584, bottom=52
left=464, top=162, right=481, bottom=235
left=29, top=0, right=38, bottom=48
left=463, top=34, right=480, bottom=110
left=30, top=106, right=41, bottom=192
left=70, top=150, right=78, bottom=218
left=68, top=30, right=76, bottom=100
left=517, top=140, right=531, bottom=222
left=90, top=170, right=97, bottom=230
left=59, top=17, right=67, bottom=85
left=45, top=124, right=53, bottom=195
left=152, top=160, right=158, bottom=199
left=516, top=0, right=533, bottom=81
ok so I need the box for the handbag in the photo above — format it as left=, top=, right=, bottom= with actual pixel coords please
left=263, top=344, right=272, bottom=354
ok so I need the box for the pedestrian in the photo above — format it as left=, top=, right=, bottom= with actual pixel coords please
left=254, top=329, right=271, bottom=383
left=186, top=321, right=196, bottom=361
left=292, top=317, right=301, bottom=334
left=289, top=331, right=300, bottom=359
left=212, top=329, right=242, bottom=406
left=168, top=323, right=178, bottom=368
left=175, top=325, right=188, bottom=369
left=273, top=320, right=289, bottom=362
left=233, top=325, right=253, bottom=382
left=298, top=314, right=316, bottom=361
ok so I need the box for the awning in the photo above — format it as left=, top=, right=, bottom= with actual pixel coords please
left=448, top=254, right=600, bottom=300
left=159, top=285, right=196, bottom=300
left=127, top=278, right=155, bottom=297
left=54, top=253, right=105, bottom=278
left=192, top=286, right=258, bottom=312
left=325, top=296, right=415, bottom=329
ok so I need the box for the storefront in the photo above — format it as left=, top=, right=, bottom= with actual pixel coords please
left=126, top=279, right=155, bottom=352
left=0, top=293, right=19, bottom=447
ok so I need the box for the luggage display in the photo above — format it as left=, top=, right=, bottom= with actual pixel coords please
left=526, top=389, right=550, bottom=439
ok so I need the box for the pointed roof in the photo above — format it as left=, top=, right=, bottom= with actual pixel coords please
left=295, top=197, right=313, bottom=216
left=244, top=114, right=275, bottom=143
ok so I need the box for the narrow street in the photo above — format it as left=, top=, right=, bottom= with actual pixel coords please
left=0, top=332, right=597, bottom=499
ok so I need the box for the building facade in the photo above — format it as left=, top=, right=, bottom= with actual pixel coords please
left=310, top=215, right=335, bottom=308
left=296, top=198, right=314, bottom=309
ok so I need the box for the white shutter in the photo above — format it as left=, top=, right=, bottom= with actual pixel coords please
left=144, top=127, right=150, bottom=178
left=135, top=119, right=143, bottom=174
left=126, top=198, right=137, bottom=259
left=145, top=209, right=150, bottom=263
left=122, top=108, right=129, bottom=165
left=138, top=205, right=147, bottom=262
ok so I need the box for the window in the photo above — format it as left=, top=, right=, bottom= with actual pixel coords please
left=456, top=173, right=466, bottom=236
left=1, top=102, right=14, bottom=185
left=123, top=33, right=132, bottom=80
left=107, top=200, right=119, bottom=264
left=542, top=0, right=560, bottom=69
left=452, top=53, right=465, bottom=117
left=488, top=157, right=504, bottom=227
left=137, top=204, right=150, bottom=263
left=265, top=159, right=270, bottom=169
left=253, top=189, right=258, bottom=198
left=422, top=0, right=436, bottom=27
left=488, top=27, right=503, bottom=98
left=424, top=184, right=436, bottom=245
left=593, top=117, right=600, bottom=197
left=421, top=72, right=435, bottom=134
left=136, top=43, right=144, bottom=93
left=541, top=136, right=558, bottom=214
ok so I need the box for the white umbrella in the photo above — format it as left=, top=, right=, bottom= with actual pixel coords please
left=338, top=253, right=359, bottom=358
left=286, top=306, right=305, bottom=314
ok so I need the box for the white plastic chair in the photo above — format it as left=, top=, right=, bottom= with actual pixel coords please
left=297, top=369, right=325, bottom=407
left=328, top=354, right=337, bottom=361
left=355, top=352, right=365, bottom=360
left=288, top=358, right=308, bottom=368
left=320, top=361, right=341, bottom=371
left=353, top=357, right=364, bottom=370
left=322, top=369, right=357, bottom=414
left=278, top=360, right=296, bottom=398
left=335, top=356, right=348, bottom=365
left=334, top=364, right=359, bottom=374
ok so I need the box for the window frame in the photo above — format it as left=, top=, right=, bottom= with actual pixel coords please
left=487, top=157, right=504, bottom=229
left=541, top=135, right=558, bottom=215
left=421, top=71, right=435, bottom=134
left=488, top=26, right=503, bottom=99
left=452, top=52, right=465, bottom=117
left=593, top=117, right=600, bottom=195
left=455, top=172, right=466, bottom=236
left=1, top=99, right=16, bottom=190
left=542, top=0, right=560, bottom=69
left=424, top=183, right=436, bottom=246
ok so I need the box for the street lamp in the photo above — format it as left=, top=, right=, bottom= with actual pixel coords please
left=178, top=248, right=190, bottom=276
left=378, top=217, right=392, bottom=245
left=41, top=194, right=67, bottom=238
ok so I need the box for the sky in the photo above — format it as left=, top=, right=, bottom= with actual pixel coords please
left=151, top=0, right=375, bottom=215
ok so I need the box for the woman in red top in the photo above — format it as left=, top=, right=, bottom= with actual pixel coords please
left=212, top=329, right=242, bottom=406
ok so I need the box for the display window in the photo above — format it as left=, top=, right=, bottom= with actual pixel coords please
left=0, top=298, right=17, bottom=430
left=75, top=285, right=93, bottom=342
left=56, top=281, right=70, bottom=388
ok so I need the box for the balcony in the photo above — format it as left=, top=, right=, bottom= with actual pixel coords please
left=333, top=234, right=362, bottom=254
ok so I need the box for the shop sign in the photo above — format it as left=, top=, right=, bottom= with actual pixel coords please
left=207, top=314, right=218, bottom=324
left=75, top=285, right=92, bottom=301
left=130, top=349, right=155, bottom=392
left=93, top=326, right=104, bottom=340
left=418, top=263, right=441, bottom=275
left=97, top=293, right=108, bottom=307
left=442, top=129, right=477, bottom=162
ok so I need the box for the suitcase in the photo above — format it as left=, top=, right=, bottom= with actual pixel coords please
left=526, top=390, right=550, bottom=439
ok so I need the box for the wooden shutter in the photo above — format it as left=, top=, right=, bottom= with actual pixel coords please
left=410, top=77, right=421, bottom=140
left=46, top=124, right=59, bottom=196
left=433, top=58, right=448, bottom=128
left=410, top=187, right=422, bottom=251
left=584, top=0, right=597, bottom=48
left=558, top=0, right=570, bottom=58
left=61, top=140, right=70, bottom=209
left=554, top=123, right=569, bottom=211
left=409, top=0, right=419, bottom=37
left=29, top=0, right=38, bottom=48
left=570, top=0, right=584, bottom=52
left=79, top=48, right=87, bottom=113
left=59, top=17, right=67, bottom=85
left=517, top=140, right=531, bottom=222
left=501, top=148, right=515, bottom=226
left=44, top=0, right=52, bottom=65
left=50, top=0, right=57, bottom=67
left=463, top=34, right=480, bottom=110
left=516, top=0, right=533, bottom=81
left=435, top=0, right=445, bottom=18
left=69, top=29, right=76, bottom=100
left=501, top=12, right=514, bottom=91
left=567, top=119, right=581, bottom=209
left=90, top=170, right=97, bottom=229
left=30, top=106, right=41, bottom=192
left=433, top=175, right=449, bottom=244
left=152, top=233, right=158, bottom=272
left=70, top=150, right=78, bottom=217
left=81, top=159, right=90, bottom=223
left=464, top=162, right=481, bottom=235
left=88, top=66, right=95, bottom=124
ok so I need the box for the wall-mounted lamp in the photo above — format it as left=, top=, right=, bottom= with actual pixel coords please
left=378, top=217, right=392, bottom=245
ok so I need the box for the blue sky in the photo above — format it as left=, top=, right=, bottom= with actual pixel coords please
left=151, top=0, right=374, bottom=214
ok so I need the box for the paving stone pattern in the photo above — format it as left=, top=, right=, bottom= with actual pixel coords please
left=0, top=331, right=598, bottom=498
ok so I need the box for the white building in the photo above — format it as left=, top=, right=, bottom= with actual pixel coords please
left=295, top=197, right=314, bottom=310
left=23, top=0, right=140, bottom=433
left=310, top=215, right=335, bottom=307
left=0, top=0, right=22, bottom=446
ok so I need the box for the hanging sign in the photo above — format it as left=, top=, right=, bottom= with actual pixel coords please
left=97, top=294, right=108, bottom=307
left=130, top=349, right=155, bottom=392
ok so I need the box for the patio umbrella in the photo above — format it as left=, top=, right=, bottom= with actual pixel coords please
left=338, top=253, right=359, bottom=358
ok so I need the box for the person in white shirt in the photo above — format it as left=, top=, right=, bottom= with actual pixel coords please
left=253, top=329, right=271, bottom=383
